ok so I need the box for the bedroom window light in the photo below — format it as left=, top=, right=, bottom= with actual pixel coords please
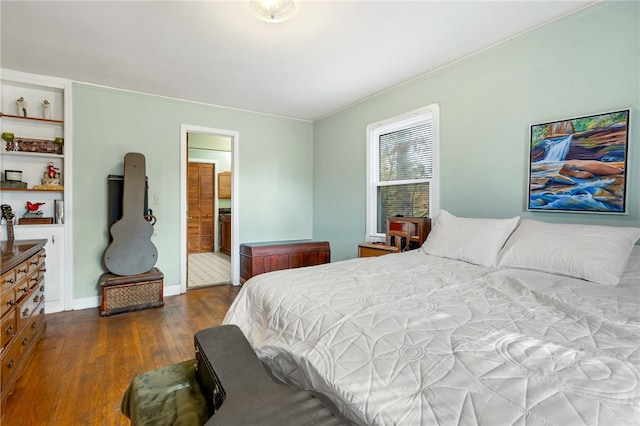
left=366, top=104, right=439, bottom=241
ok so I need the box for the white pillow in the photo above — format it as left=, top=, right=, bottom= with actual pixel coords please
left=619, top=245, right=640, bottom=286
left=498, top=219, right=640, bottom=286
left=422, top=210, right=520, bottom=266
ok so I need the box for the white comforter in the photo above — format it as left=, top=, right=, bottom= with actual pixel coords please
left=223, top=248, right=640, bottom=426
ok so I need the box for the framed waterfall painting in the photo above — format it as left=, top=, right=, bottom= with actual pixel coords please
left=527, top=109, right=630, bottom=213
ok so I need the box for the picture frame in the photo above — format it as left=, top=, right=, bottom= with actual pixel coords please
left=528, top=109, right=630, bottom=214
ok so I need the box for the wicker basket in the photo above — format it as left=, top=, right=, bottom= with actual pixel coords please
left=99, top=268, right=164, bottom=316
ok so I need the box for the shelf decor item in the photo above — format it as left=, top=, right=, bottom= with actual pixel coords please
left=4, top=170, right=22, bottom=181
left=21, top=201, right=53, bottom=224
left=18, top=217, right=54, bottom=224
left=23, top=201, right=45, bottom=217
left=16, top=96, right=27, bottom=117
left=33, top=162, right=63, bottom=190
left=2, top=132, right=17, bottom=151
left=43, top=99, right=51, bottom=119
left=0, top=181, right=27, bottom=189
left=18, top=137, right=63, bottom=154
left=528, top=109, right=630, bottom=214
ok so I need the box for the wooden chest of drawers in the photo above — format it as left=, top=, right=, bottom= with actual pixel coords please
left=1, top=239, right=47, bottom=412
left=240, top=241, right=330, bottom=283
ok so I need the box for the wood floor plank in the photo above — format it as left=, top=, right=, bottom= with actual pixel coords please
left=2, top=284, right=240, bottom=426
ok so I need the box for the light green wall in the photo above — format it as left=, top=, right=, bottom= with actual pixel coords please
left=70, top=1, right=639, bottom=299
left=313, top=2, right=640, bottom=261
left=72, top=85, right=313, bottom=299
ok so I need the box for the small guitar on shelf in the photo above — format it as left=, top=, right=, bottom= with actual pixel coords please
left=103, top=152, right=158, bottom=276
left=1, top=204, right=15, bottom=241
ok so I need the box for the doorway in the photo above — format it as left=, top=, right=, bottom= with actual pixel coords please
left=187, top=161, right=230, bottom=288
left=180, top=125, right=240, bottom=292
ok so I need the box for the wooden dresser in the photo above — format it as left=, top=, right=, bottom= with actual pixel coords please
left=240, top=241, right=330, bottom=283
left=1, top=239, right=47, bottom=411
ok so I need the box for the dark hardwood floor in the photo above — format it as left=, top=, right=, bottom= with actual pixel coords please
left=2, top=284, right=241, bottom=426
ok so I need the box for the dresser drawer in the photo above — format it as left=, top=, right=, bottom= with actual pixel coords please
left=1, top=325, right=30, bottom=391
left=14, top=261, right=29, bottom=284
left=1, top=288, right=17, bottom=318
left=25, top=300, right=45, bottom=342
left=1, top=308, right=17, bottom=349
left=18, top=288, right=44, bottom=331
left=28, top=249, right=46, bottom=273
left=1, top=269, right=16, bottom=294
left=14, top=280, right=29, bottom=304
left=27, top=268, right=44, bottom=290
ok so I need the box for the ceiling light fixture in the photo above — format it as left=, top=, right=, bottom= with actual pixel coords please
left=249, top=0, right=296, bottom=23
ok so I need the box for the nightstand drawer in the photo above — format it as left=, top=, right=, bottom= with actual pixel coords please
left=358, top=243, right=399, bottom=258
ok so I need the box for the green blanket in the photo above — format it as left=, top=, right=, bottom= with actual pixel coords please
left=121, top=360, right=211, bottom=426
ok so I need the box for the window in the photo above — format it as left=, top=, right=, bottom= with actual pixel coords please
left=366, top=104, right=439, bottom=241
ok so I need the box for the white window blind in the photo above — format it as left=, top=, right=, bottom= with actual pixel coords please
left=366, top=105, right=439, bottom=238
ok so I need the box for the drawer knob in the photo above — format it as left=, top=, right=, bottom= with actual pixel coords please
left=19, top=268, right=27, bottom=274
left=33, top=295, right=40, bottom=303
left=22, top=307, right=30, bottom=316
left=30, top=260, right=38, bottom=265
left=31, top=321, right=37, bottom=329
left=20, top=286, right=27, bottom=292
left=39, top=308, right=45, bottom=315
left=5, top=278, right=14, bottom=285
left=7, top=299, right=15, bottom=306
left=42, top=268, right=47, bottom=273
left=7, top=357, right=14, bottom=369
left=40, top=286, right=45, bottom=292
left=5, top=324, right=13, bottom=335
left=22, top=337, right=28, bottom=346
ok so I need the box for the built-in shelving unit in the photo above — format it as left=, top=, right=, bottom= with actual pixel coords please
left=0, top=69, right=73, bottom=313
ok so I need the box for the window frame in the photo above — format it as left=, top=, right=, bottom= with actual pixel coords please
left=365, top=104, right=440, bottom=242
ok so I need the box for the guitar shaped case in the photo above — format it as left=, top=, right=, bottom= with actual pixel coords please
left=104, top=153, right=158, bottom=276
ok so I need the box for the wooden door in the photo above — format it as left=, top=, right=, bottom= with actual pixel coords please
left=187, top=163, right=215, bottom=253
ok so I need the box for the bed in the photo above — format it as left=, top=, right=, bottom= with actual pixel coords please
left=223, top=212, right=640, bottom=425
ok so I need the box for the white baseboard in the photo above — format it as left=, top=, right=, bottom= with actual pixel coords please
left=45, top=300, right=65, bottom=314
left=72, top=295, right=101, bottom=311
left=164, top=285, right=181, bottom=297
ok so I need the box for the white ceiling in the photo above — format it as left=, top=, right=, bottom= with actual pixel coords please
left=1, top=1, right=597, bottom=121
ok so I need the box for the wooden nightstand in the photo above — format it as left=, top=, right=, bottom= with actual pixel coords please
left=358, top=243, right=400, bottom=258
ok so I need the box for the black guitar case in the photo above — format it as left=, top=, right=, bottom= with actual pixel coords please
left=103, top=153, right=158, bottom=276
